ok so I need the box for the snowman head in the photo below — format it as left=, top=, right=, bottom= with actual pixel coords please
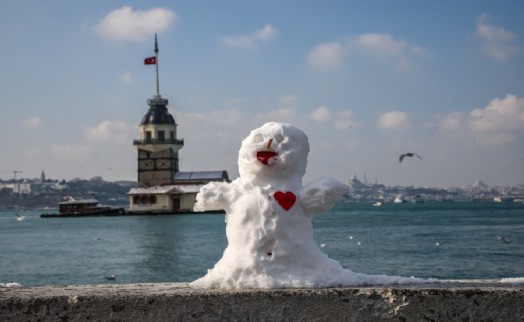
left=238, top=122, right=310, bottom=183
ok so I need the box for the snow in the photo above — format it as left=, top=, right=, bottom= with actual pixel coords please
left=191, top=122, right=429, bottom=289
left=499, top=277, right=524, bottom=283
left=0, top=282, right=22, bottom=288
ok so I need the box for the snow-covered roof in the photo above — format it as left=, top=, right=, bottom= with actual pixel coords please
left=174, top=171, right=229, bottom=181
left=128, top=184, right=202, bottom=195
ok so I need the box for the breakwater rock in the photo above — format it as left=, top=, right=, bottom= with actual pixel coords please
left=1, top=280, right=523, bottom=321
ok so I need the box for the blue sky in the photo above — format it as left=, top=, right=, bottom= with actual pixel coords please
left=1, top=1, right=523, bottom=187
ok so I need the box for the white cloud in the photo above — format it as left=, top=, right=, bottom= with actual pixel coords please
left=309, top=106, right=331, bottom=123
left=334, top=110, right=357, bottom=130
left=85, top=120, right=131, bottom=143
left=278, top=94, right=299, bottom=105
left=468, top=94, right=524, bottom=132
left=94, top=7, right=176, bottom=41
left=477, top=14, right=514, bottom=42
left=344, top=139, right=358, bottom=151
left=23, top=116, right=42, bottom=126
left=119, top=72, right=133, bottom=84
left=335, top=120, right=352, bottom=130
left=378, top=111, right=410, bottom=130
left=308, top=33, right=426, bottom=70
left=255, top=107, right=295, bottom=124
left=22, top=148, right=42, bottom=157
left=436, top=95, right=524, bottom=147
left=476, top=14, right=520, bottom=62
left=356, top=33, right=407, bottom=56
left=354, top=33, right=424, bottom=69
left=439, top=112, right=463, bottom=131
left=221, top=24, right=278, bottom=49
left=307, top=42, right=346, bottom=70
left=477, top=132, right=515, bottom=146
left=51, top=145, right=91, bottom=158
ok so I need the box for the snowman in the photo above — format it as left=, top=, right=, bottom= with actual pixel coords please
left=191, top=122, right=423, bottom=288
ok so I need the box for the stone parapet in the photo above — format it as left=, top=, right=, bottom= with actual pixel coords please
left=1, top=280, right=523, bottom=321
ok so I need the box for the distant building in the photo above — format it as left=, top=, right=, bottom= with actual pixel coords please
left=127, top=36, right=229, bottom=213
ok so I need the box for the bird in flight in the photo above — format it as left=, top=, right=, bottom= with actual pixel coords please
left=399, top=152, right=422, bottom=163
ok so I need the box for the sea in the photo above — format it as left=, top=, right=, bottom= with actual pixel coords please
left=1, top=201, right=523, bottom=287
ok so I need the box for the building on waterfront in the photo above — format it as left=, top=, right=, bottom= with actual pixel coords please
left=127, top=35, right=229, bottom=213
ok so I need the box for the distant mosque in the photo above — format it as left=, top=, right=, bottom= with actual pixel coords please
left=127, top=35, right=229, bottom=213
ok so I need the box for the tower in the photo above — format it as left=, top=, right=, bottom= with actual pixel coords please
left=133, top=34, right=184, bottom=188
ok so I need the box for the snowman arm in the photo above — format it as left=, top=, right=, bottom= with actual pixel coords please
left=193, top=181, right=231, bottom=212
left=298, top=176, right=346, bottom=214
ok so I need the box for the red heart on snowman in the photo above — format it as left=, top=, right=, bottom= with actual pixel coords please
left=274, top=191, right=296, bottom=211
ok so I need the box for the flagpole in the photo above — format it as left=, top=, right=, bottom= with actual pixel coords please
left=154, top=33, right=160, bottom=96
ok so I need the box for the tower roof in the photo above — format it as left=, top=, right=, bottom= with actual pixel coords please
left=140, top=95, right=176, bottom=125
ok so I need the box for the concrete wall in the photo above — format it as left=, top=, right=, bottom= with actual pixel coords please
left=1, top=280, right=523, bottom=321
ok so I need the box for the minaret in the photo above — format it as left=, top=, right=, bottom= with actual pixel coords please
left=133, top=34, right=184, bottom=187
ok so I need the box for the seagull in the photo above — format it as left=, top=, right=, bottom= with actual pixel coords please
left=104, top=274, right=117, bottom=280
left=399, top=152, right=422, bottom=163
left=15, top=213, right=26, bottom=222
left=497, top=236, right=511, bottom=244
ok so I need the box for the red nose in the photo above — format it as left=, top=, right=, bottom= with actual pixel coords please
left=257, top=151, right=278, bottom=165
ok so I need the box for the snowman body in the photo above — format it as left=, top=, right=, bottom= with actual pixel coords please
left=191, top=122, right=422, bottom=288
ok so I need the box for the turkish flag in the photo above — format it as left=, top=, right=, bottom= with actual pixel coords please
left=144, top=56, right=156, bottom=65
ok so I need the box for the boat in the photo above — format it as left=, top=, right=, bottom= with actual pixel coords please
left=40, top=197, right=124, bottom=218
left=393, top=196, right=407, bottom=204
left=494, top=196, right=514, bottom=203
left=373, top=201, right=383, bottom=207
left=412, top=195, right=425, bottom=203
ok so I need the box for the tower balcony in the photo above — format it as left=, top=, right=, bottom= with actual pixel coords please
left=133, top=138, right=184, bottom=146
left=133, top=138, right=184, bottom=153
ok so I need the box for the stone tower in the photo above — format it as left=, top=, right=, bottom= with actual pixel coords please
left=133, top=95, right=184, bottom=187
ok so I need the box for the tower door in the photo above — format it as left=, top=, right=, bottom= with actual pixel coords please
left=172, top=196, right=181, bottom=212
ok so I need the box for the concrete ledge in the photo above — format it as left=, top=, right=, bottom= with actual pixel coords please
left=1, top=280, right=523, bottom=321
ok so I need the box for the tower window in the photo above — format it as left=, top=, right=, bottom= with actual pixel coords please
left=158, top=131, right=165, bottom=141
left=145, top=131, right=152, bottom=142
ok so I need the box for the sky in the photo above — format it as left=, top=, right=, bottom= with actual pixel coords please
left=1, top=1, right=523, bottom=188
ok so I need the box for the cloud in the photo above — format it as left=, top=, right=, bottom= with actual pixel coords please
left=356, top=33, right=407, bottom=56
left=51, top=145, right=91, bottom=158
left=476, top=14, right=520, bottom=62
left=221, top=24, right=278, bottom=49
left=308, top=33, right=426, bottom=70
left=307, top=42, right=346, bottom=70
left=468, top=94, right=524, bottom=132
left=119, top=72, right=133, bottom=84
left=437, top=94, right=524, bottom=147
left=85, top=120, right=131, bottom=143
left=23, top=116, right=42, bottom=127
left=439, top=111, right=463, bottom=131
left=477, top=132, right=515, bottom=146
left=378, top=111, right=410, bottom=130
left=353, top=33, right=426, bottom=69
left=94, top=6, right=176, bottom=41
left=334, top=111, right=358, bottom=130
left=278, top=94, right=299, bottom=106
left=255, top=107, right=295, bottom=124
left=309, top=106, right=331, bottom=123
left=22, top=148, right=42, bottom=157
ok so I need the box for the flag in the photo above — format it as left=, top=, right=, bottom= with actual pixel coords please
left=144, top=56, right=156, bottom=65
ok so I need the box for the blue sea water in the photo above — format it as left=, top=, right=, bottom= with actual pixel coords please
left=1, top=201, right=523, bottom=287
